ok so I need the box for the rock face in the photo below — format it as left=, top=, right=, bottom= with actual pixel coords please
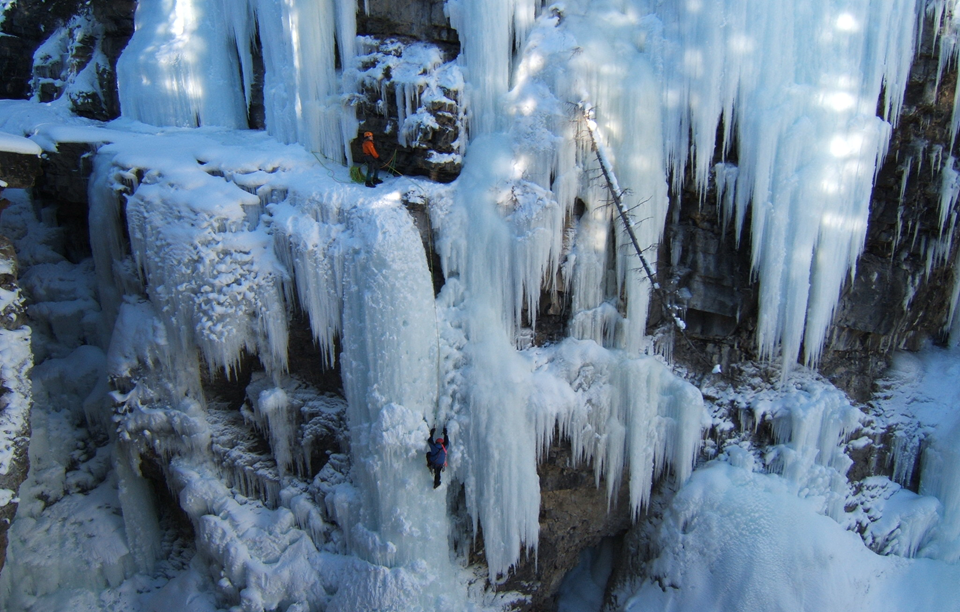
left=0, top=229, right=33, bottom=575
left=0, top=152, right=42, bottom=190
left=357, top=0, right=460, bottom=48
left=0, top=0, right=134, bottom=119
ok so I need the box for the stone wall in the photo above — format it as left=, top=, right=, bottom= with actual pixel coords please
left=357, top=0, right=459, bottom=49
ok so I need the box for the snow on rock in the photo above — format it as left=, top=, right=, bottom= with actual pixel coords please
left=748, top=379, right=863, bottom=521
left=0, top=187, right=67, bottom=268
left=618, top=462, right=960, bottom=612
left=0, top=132, right=42, bottom=155
left=170, top=461, right=332, bottom=611
left=872, top=346, right=960, bottom=562
left=353, top=36, right=466, bottom=170
left=29, top=13, right=112, bottom=117
left=0, top=226, right=32, bottom=574
left=1, top=478, right=138, bottom=604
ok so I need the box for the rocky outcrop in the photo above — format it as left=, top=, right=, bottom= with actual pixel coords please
left=0, top=0, right=134, bottom=119
left=352, top=36, right=465, bottom=182
left=357, top=0, right=460, bottom=48
left=0, top=229, right=33, bottom=575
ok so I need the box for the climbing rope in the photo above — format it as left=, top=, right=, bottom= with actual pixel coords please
left=310, top=151, right=356, bottom=185
left=380, top=148, right=402, bottom=176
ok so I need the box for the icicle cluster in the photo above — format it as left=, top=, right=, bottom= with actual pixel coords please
left=118, top=0, right=356, bottom=161
left=650, top=0, right=921, bottom=376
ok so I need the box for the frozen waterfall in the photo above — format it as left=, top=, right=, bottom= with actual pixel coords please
left=6, top=0, right=960, bottom=610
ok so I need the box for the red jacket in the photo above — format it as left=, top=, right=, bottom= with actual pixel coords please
left=362, top=139, right=379, bottom=159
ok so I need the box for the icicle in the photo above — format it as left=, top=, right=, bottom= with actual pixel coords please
left=267, top=201, right=345, bottom=368
left=117, top=0, right=248, bottom=128
left=254, top=0, right=347, bottom=160
left=447, top=0, right=538, bottom=136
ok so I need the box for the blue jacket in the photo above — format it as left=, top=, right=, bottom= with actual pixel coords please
left=427, top=440, right=447, bottom=468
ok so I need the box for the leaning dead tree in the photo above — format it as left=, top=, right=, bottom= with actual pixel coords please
left=575, top=103, right=720, bottom=372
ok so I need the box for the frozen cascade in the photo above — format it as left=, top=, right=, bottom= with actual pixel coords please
left=531, top=340, right=706, bottom=515
left=503, top=5, right=671, bottom=353
left=13, top=0, right=960, bottom=607
left=918, top=411, right=960, bottom=562
left=432, top=136, right=704, bottom=579
left=446, top=0, right=540, bottom=136
left=433, top=137, right=548, bottom=579
left=335, top=191, right=465, bottom=609
left=254, top=0, right=342, bottom=159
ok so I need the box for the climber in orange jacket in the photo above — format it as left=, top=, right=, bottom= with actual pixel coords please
left=361, top=131, right=382, bottom=188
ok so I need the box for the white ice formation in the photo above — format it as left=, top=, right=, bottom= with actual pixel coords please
left=5, top=0, right=960, bottom=609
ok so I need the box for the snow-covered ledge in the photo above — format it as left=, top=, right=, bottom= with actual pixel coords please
left=0, top=133, right=42, bottom=190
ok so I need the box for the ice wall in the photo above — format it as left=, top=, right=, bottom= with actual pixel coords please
left=431, top=135, right=703, bottom=579
left=118, top=0, right=355, bottom=161
left=117, top=0, right=248, bottom=128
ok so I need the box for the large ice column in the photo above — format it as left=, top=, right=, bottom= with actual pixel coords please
left=255, top=0, right=350, bottom=161
left=447, top=0, right=540, bottom=136
left=337, top=194, right=455, bottom=607
left=118, top=0, right=354, bottom=158
left=650, top=0, right=920, bottom=375
left=88, top=153, right=147, bottom=349
left=117, top=0, right=248, bottom=128
left=432, top=138, right=560, bottom=579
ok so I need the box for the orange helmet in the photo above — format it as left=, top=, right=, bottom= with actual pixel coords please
left=364, top=131, right=373, bottom=138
